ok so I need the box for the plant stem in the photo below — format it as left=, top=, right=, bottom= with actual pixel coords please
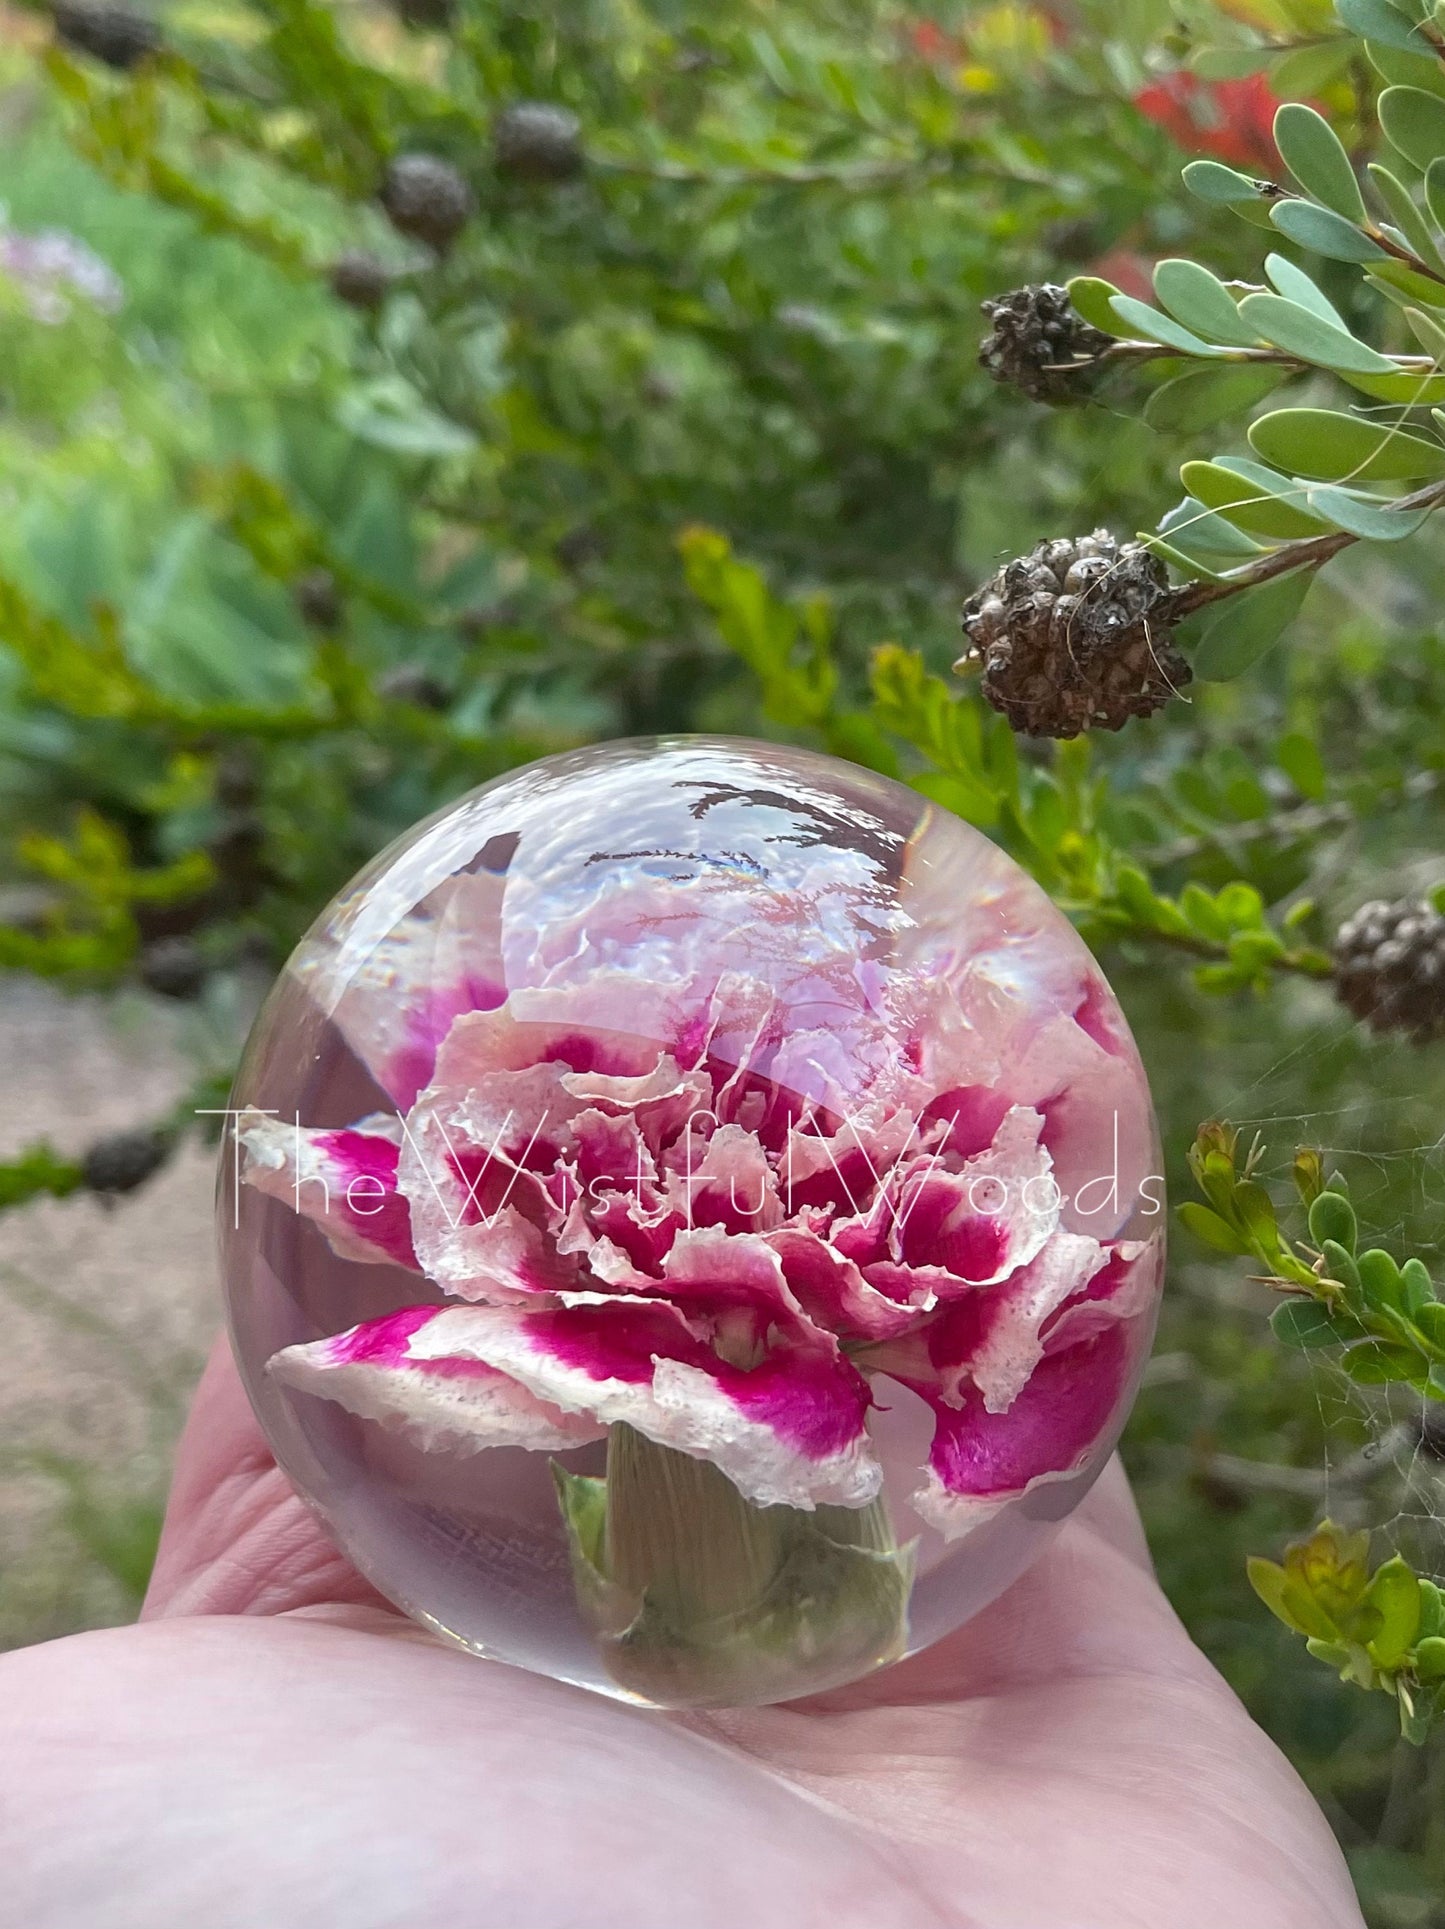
left=553, top=1424, right=915, bottom=1708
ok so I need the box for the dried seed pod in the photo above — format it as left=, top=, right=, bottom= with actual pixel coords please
left=957, top=530, right=1189, bottom=738
left=978, top=283, right=1116, bottom=404
left=82, top=1127, right=172, bottom=1196
left=1334, top=896, right=1445, bottom=1043
left=329, top=251, right=392, bottom=311
left=380, top=153, right=474, bottom=254
left=493, top=102, right=585, bottom=183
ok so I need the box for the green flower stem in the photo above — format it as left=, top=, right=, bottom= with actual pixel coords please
left=553, top=1423, right=915, bottom=1709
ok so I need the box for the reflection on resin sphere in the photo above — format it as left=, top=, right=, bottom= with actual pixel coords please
left=219, top=737, right=1164, bottom=1708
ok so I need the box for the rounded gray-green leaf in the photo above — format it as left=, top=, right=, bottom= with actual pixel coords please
left=1269, top=199, right=1385, bottom=261
left=1108, top=293, right=1222, bottom=356
left=1274, top=103, right=1367, bottom=223
left=1183, top=568, right=1314, bottom=681
left=1380, top=86, right=1445, bottom=173
left=1236, top=293, right=1398, bottom=373
left=1151, top=259, right=1261, bottom=346
left=1183, top=159, right=1267, bottom=203
left=1337, top=0, right=1435, bottom=55
left=1264, top=253, right=1347, bottom=326
left=1249, top=407, right=1445, bottom=481
left=1181, top=456, right=1334, bottom=538
left=1144, top=363, right=1286, bottom=434
left=1304, top=486, right=1434, bottom=540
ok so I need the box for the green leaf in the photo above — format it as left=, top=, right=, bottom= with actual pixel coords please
left=1365, top=258, right=1445, bottom=307
left=1401, top=1256, right=1436, bottom=1314
left=1274, top=104, right=1368, bottom=222
left=1310, top=1190, right=1359, bottom=1251
left=1180, top=458, right=1331, bottom=537
left=1277, top=729, right=1327, bottom=797
left=1237, top=293, right=1398, bottom=372
left=1405, top=304, right=1445, bottom=358
left=1184, top=159, right=1269, bottom=203
left=1415, top=1635, right=1445, bottom=1680
left=1272, top=39, right=1358, bottom=99
left=1269, top=199, right=1385, bottom=260
left=1179, top=1200, right=1250, bottom=1254
left=1108, top=294, right=1222, bottom=356
left=1144, top=364, right=1287, bottom=433
left=1304, top=486, right=1434, bottom=538
left=1264, top=253, right=1348, bottom=326
left=1184, top=568, right=1314, bottom=680
left=1152, top=259, right=1262, bottom=345
left=1271, top=1299, right=1348, bottom=1348
left=1249, top=407, right=1445, bottom=479
left=1357, top=1247, right=1407, bottom=1311
left=1248, top=1556, right=1310, bottom=1634
left=1379, top=85, right=1445, bottom=171
left=1339, top=0, right=1437, bottom=50
left=1158, top=496, right=1269, bottom=559
left=1425, top=156, right=1445, bottom=235
left=1414, top=1300, right=1445, bottom=1350
left=1344, top=365, right=1445, bottom=402
left=1342, top=1340, right=1428, bottom=1385
left=1368, top=164, right=1445, bottom=272
left=335, top=380, right=478, bottom=458
left=1364, top=1557, right=1423, bottom=1668
left=1064, top=275, right=1125, bottom=337
left=1420, top=1579, right=1445, bottom=1640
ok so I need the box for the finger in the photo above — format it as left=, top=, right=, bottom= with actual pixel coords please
left=1071, top=1452, right=1156, bottom=1574
left=142, top=1332, right=389, bottom=1622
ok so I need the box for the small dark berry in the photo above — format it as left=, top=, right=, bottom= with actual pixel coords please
left=82, top=1127, right=171, bottom=1196
left=52, top=0, right=159, bottom=70
left=380, top=153, right=474, bottom=254
left=294, top=568, right=342, bottom=630
left=1334, top=896, right=1445, bottom=1043
left=493, top=102, right=585, bottom=183
left=329, top=250, right=392, bottom=311
left=139, top=936, right=207, bottom=1001
left=957, top=529, right=1189, bottom=738
left=979, top=283, right=1115, bottom=405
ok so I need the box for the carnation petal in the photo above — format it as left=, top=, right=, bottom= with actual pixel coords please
left=269, top=1305, right=604, bottom=1455
left=391, top=1299, right=882, bottom=1510
left=237, top=1111, right=418, bottom=1270
left=911, top=1321, right=1140, bottom=1540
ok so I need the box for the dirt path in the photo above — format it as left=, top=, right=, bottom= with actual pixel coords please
left=0, top=977, right=218, bottom=1648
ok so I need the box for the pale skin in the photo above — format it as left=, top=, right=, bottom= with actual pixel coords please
left=0, top=1338, right=1364, bottom=1929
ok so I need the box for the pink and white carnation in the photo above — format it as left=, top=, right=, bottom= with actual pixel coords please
left=241, top=848, right=1162, bottom=1540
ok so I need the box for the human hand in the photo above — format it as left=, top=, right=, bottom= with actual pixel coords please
left=0, top=1336, right=1364, bottom=1929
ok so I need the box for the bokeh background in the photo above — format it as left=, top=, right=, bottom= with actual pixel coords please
left=1, top=3, right=1444, bottom=1920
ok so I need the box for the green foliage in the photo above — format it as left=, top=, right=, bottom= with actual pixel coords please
left=1185, top=1122, right=1445, bottom=1741
left=5, top=0, right=1445, bottom=1913
left=1250, top=1525, right=1445, bottom=1744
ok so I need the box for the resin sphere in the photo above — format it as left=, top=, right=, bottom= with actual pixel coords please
left=220, top=737, right=1164, bottom=1707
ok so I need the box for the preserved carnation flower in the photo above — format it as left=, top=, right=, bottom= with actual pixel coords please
left=220, top=738, right=1165, bottom=1706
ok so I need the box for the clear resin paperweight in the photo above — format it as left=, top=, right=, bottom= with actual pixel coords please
left=218, top=737, right=1165, bottom=1707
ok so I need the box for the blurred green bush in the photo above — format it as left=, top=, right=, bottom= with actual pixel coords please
left=1, top=2, right=1444, bottom=1919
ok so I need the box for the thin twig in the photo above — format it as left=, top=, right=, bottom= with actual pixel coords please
left=1169, top=475, right=1445, bottom=620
